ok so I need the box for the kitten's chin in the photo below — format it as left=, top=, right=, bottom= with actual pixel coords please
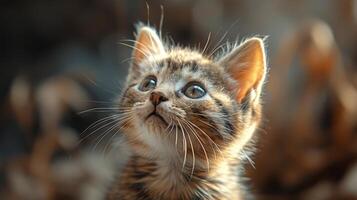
left=146, top=113, right=168, bottom=125
left=144, top=112, right=169, bottom=131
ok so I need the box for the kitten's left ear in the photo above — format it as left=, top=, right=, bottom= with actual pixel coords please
left=132, top=25, right=166, bottom=66
left=218, top=38, right=267, bottom=103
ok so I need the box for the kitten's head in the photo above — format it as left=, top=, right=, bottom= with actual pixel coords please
left=119, top=25, right=266, bottom=167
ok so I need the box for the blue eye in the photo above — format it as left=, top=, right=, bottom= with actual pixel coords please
left=139, top=76, right=157, bottom=91
left=183, top=83, right=206, bottom=99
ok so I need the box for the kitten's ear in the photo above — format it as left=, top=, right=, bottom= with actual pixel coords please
left=219, top=38, right=267, bottom=103
left=132, top=25, right=165, bottom=66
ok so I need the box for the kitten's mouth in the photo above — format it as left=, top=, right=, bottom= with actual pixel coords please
left=145, top=111, right=168, bottom=125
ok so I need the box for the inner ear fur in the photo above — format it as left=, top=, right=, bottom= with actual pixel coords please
left=219, top=38, right=267, bottom=103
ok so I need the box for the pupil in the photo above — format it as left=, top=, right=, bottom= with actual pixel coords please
left=147, top=79, right=154, bottom=87
left=194, top=86, right=201, bottom=94
left=190, top=85, right=204, bottom=97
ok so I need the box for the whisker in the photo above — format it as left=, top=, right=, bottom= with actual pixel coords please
left=93, top=120, right=121, bottom=152
left=119, top=40, right=161, bottom=73
left=174, top=122, right=178, bottom=147
left=208, top=19, right=239, bottom=58
left=208, top=42, right=228, bottom=58
left=119, top=42, right=152, bottom=60
left=181, top=119, right=210, bottom=172
left=79, top=114, right=121, bottom=137
left=78, top=118, right=119, bottom=145
left=102, top=128, right=120, bottom=155
left=78, top=107, right=131, bottom=114
left=121, top=56, right=136, bottom=64
left=202, top=32, right=211, bottom=55
left=177, top=120, right=187, bottom=171
left=185, top=120, right=223, bottom=158
left=103, top=115, right=134, bottom=154
left=78, top=114, right=131, bottom=145
left=183, top=124, right=195, bottom=179
left=241, top=150, right=255, bottom=169
left=159, top=5, right=164, bottom=40
left=197, top=118, right=221, bottom=133
left=190, top=112, right=237, bottom=135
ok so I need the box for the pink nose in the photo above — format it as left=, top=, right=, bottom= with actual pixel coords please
left=150, top=91, right=168, bottom=106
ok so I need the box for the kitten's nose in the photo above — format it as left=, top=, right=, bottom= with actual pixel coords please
left=150, top=91, right=168, bottom=106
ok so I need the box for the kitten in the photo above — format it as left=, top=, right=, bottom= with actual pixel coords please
left=107, top=24, right=267, bottom=200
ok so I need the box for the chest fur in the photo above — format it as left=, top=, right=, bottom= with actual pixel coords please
left=107, top=155, right=244, bottom=200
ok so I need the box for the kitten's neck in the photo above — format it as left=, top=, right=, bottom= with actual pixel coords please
left=109, top=147, right=243, bottom=200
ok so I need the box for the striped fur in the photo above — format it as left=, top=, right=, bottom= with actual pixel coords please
left=107, top=25, right=267, bottom=200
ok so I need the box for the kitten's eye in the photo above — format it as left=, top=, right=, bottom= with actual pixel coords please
left=183, top=83, right=206, bottom=99
left=139, top=76, right=157, bottom=91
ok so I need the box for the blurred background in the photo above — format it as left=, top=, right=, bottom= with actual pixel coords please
left=1, top=0, right=357, bottom=199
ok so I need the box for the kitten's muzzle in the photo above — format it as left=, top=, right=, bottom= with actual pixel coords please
left=146, top=91, right=169, bottom=125
left=150, top=91, right=168, bottom=106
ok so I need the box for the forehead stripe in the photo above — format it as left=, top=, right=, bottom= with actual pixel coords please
left=159, top=58, right=202, bottom=72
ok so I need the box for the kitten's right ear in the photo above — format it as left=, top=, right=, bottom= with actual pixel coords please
left=218, top=38, right=267, bottom=104
left=132, top=25, right=165, bottom=67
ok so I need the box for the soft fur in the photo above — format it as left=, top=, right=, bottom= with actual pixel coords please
left=107, top=24, right=267, bottom=200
